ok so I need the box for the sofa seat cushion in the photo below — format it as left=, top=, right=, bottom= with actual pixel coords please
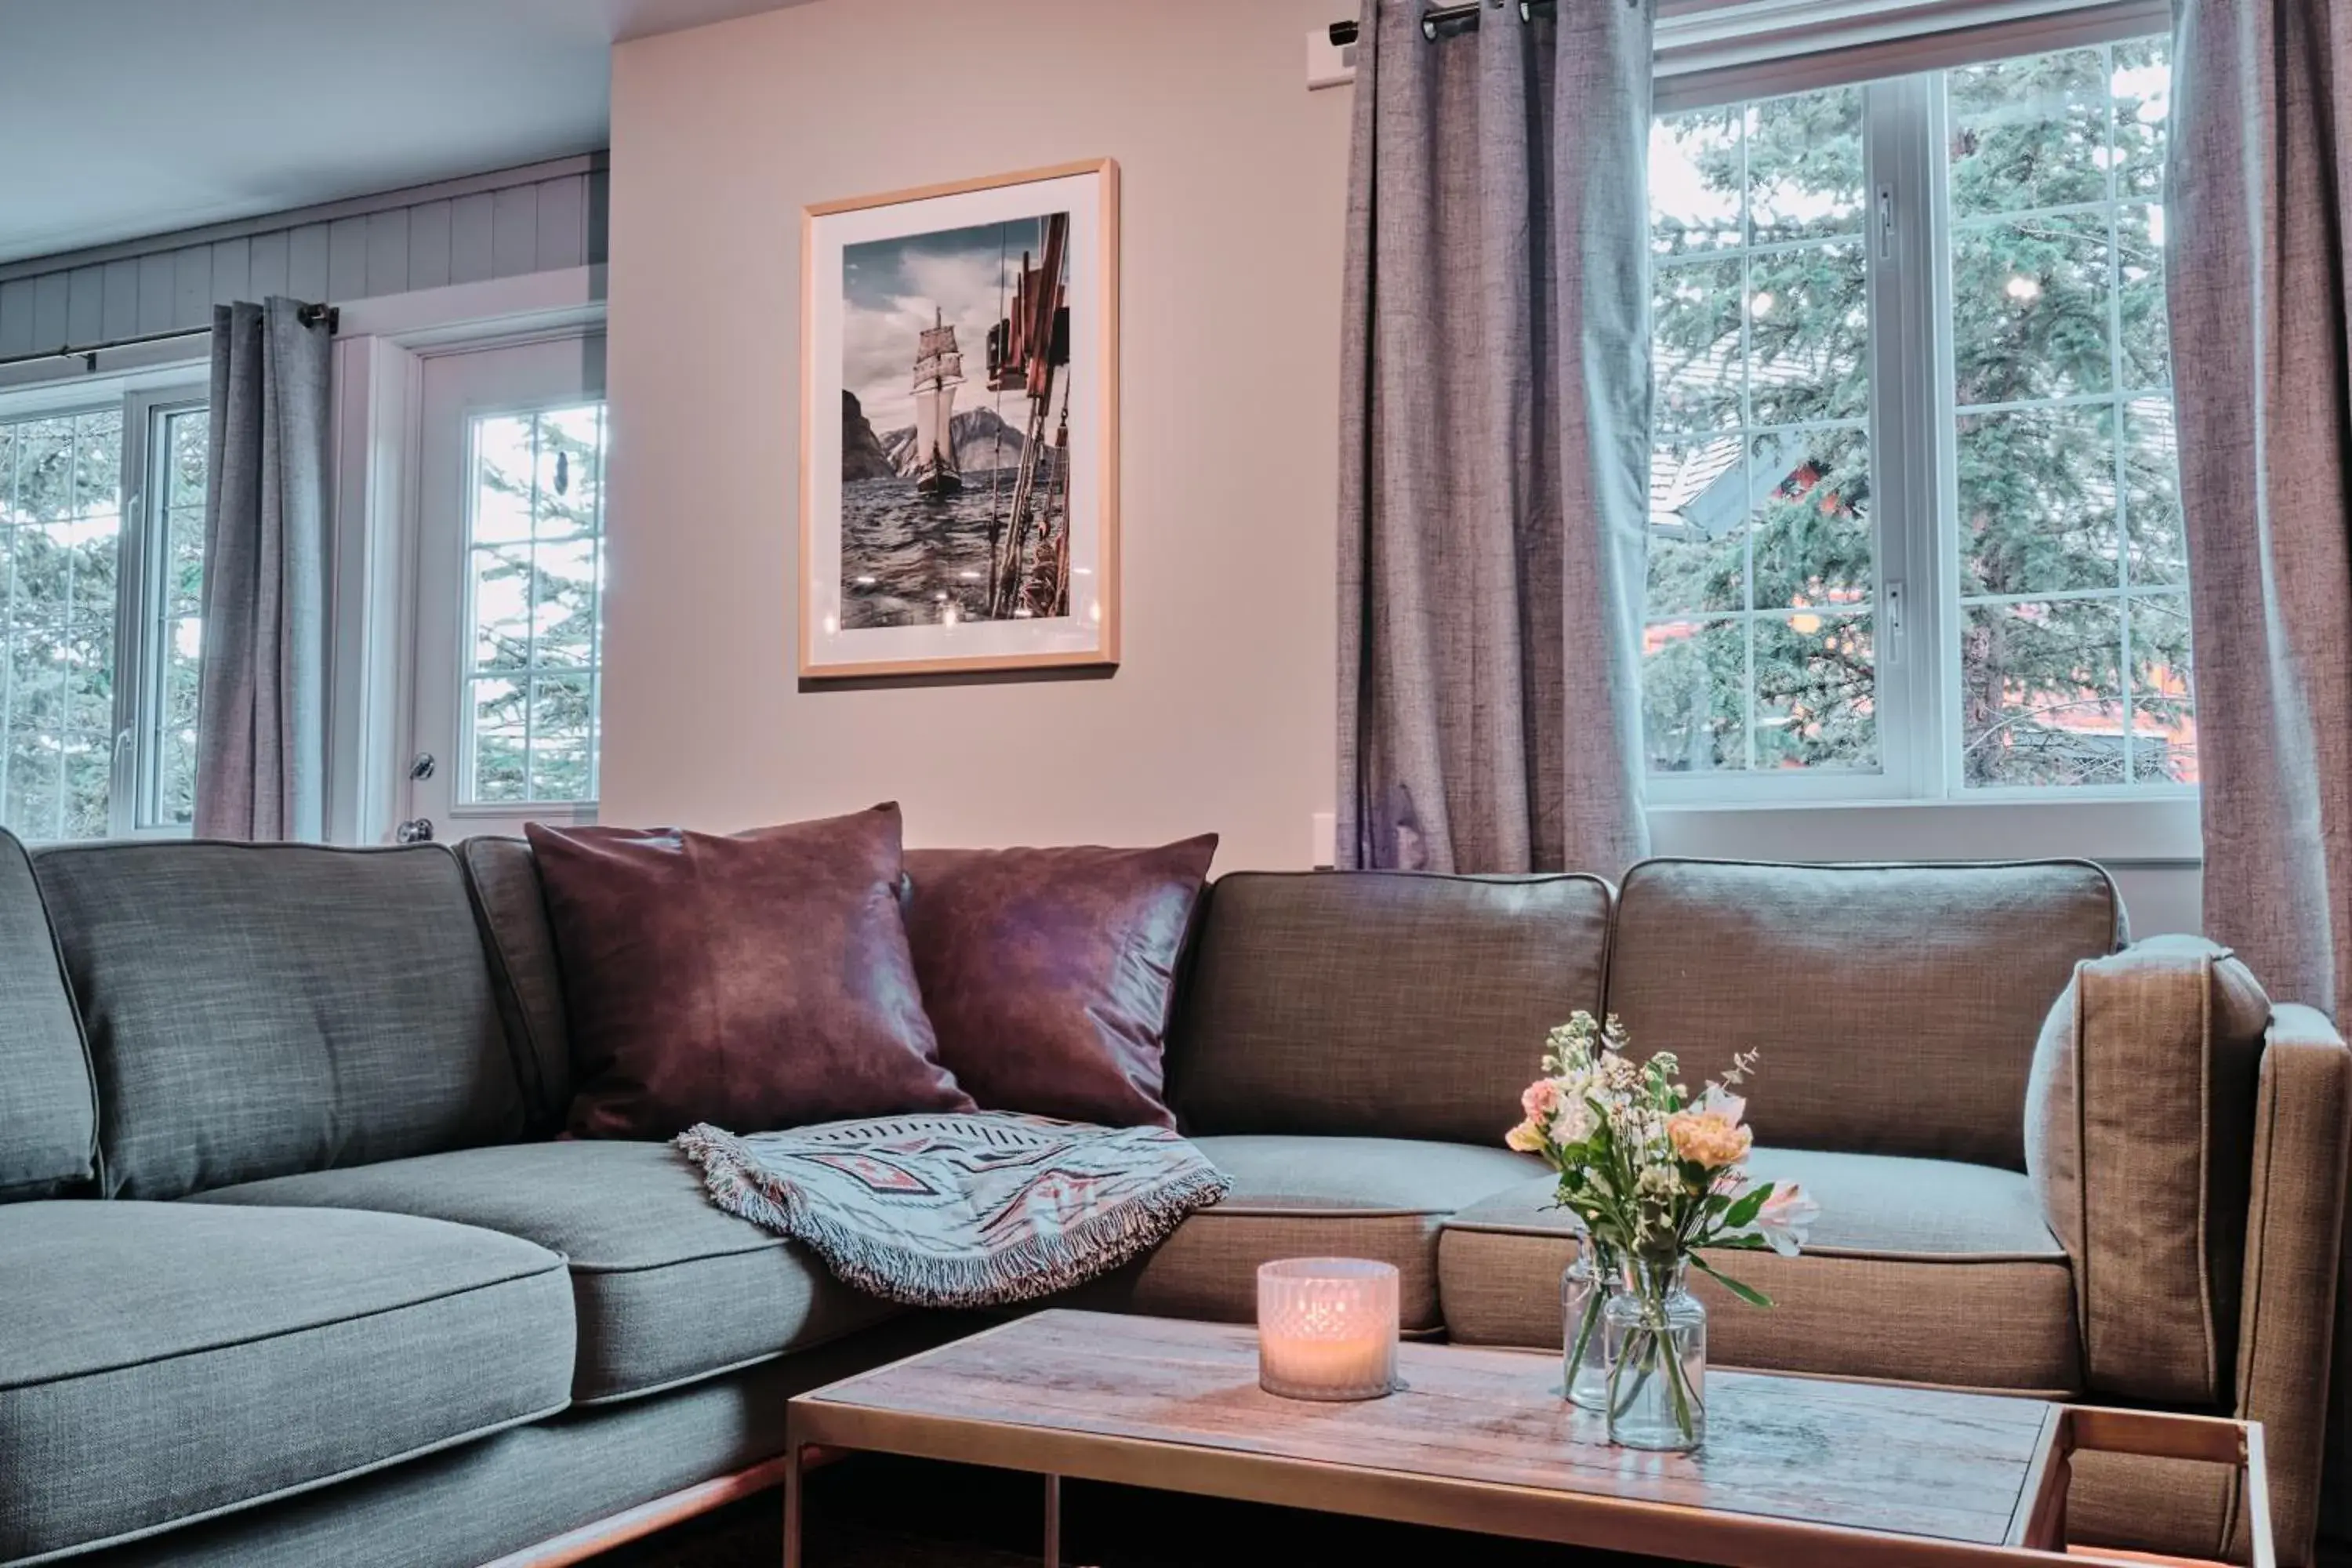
left=1067, top=1135, right=1543, bottom=1331
left=1439, top=1147, right=2082, bottom=1394
left=0, top=1200, right=572, bottom=1565
left=191, top=1140, right=902, bottom=1404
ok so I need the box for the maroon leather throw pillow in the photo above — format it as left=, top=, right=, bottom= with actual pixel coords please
left=526, top=804, right=973, bottom=1139
left=902, top=836, right=1218, bottom=1127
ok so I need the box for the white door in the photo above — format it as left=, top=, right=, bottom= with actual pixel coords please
left=401, top=333, right=607, bottom=844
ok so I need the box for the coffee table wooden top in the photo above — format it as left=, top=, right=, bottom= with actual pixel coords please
left=789, top=1308, right=2115, bottom=1566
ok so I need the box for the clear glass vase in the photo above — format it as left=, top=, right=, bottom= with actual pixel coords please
left=1559, top=1235, right=1613, bottom=1411
left=1602, top=1255, right=1707, bottom=1451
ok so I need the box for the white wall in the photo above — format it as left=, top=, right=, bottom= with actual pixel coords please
left=601, top=0, right=2203, bottom=931
left=603, top=0, right=1348, bottom=869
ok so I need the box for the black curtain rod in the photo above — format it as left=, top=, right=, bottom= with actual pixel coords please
left=0, top=299, right=338, bottom=375
left=1330, top=0, right=1556, bottom=46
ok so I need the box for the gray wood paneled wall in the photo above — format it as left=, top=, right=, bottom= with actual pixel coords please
left=0, top=155, right=608, bottom=359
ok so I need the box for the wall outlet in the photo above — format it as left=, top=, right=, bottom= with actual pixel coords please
left=1311, top=811, right=1338, bottom=869
left=1307, top=27, right=1357, bottom=90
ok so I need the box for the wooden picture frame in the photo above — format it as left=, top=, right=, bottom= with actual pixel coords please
left=799, top=158, right=1120, bottom=679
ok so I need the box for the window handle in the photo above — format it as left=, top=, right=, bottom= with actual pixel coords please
left=1885, top=579, right=1906, bottom=667
left=1877, top=184, right=1896, bottom=261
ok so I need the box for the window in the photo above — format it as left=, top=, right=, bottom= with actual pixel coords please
left=1643, top=34, right=2190, bottom=802
left=460, top=403, right=605, bottom=806
left=0, top=387, right=204, bottom=842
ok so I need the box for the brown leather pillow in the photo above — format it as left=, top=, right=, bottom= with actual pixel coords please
left=526, top=804, right=972, bottom=1139
left=902, top=837, right=1218, bottom=1127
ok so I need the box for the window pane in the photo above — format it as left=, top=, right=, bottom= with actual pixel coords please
left=1748, top=89, right=1864, bottom=245
left=2129, top=592, right=2198, bottom=784
left=1748, top=241, right=1867, bottom=426
left=1956, top=405, right=2117, bottom=597
left=1653, top=259, right=1743, bottom=433
left=0, top=407, right=122, bottom=841
left=1651, top=108, right=1743, bottom=256
left=1949, top=49, right=2111, bottom=217
left=146, top=407, right=209, bottom=829
left=1645, top=82, right=1876, bottom=781
left=1951, top=213, right=2112, bottom=403
left=1751, top=428, right=1871, bottom=611
left=1642, top=619, right=1745, bottom=773
left=1949, top=38, right=2190, bottom=792
left=462, top=404, right=607, bottom=804
left=1961, top=598, right=2125, bottom=787
left=1757, top=612, right=1876, bottom=770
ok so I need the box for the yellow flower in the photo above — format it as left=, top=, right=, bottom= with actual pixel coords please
left=1505, top=1116, right=1548, bottom=1154
left=1666, top=1109, right=1752, bottom=1168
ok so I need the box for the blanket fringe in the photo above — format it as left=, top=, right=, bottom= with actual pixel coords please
left=673, top=1123, right=1232, bottom=1310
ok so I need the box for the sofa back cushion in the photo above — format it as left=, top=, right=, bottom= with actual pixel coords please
left=1606, top=858, right=2123, bottom=1170
left=34, top=841, right=527, bottom=1200
left=2025, top=935, right=2268, bottom=1406
left=1168, top=871, right=1613, bottom=1145
left=0, top=829, right=96, bottom=1200
left=457, top=836, right=572, bottom=1133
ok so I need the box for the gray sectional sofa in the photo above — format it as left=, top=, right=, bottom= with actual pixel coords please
left=1, top=835, right=2344, bottom=1567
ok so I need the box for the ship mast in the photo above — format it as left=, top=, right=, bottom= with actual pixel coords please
left=984, top=212, right=1071, bottom=619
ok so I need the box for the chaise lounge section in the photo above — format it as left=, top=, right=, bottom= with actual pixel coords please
left=1, top=833, right=2343, bottom=1566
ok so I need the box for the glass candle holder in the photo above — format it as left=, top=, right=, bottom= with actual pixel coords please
left=1256, top=1258, right=1399, bottom=1401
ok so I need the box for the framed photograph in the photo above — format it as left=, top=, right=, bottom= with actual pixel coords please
left=800, top=158, right=1119, bottom=678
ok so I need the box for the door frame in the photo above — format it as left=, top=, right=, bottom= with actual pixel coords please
left=325, top=267, right=606, bottom=845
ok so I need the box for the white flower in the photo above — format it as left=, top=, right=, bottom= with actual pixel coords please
left=1696, top=1082, right=1748, bottom=1127
left=1549, top=1097, right=1597, bottom=1146
left=1754, top=1181, right=1820, bottom=1257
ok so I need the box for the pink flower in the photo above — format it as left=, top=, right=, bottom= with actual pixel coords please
left=1667, top=1109, right=1752, bottom=1169
left=1520, top=1079, right=1562, bottom=1120
left=1755, top=1181, right=1820, bottom=1256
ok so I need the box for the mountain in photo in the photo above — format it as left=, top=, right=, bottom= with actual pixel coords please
left=880, top=405, right=1029, bottom=479
left=841, top=390, right=897, bottom=481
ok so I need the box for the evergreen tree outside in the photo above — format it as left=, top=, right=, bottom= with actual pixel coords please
left=1645, top=38, right=2194, bottom=789
left=0, top=408, right=125, bottom=840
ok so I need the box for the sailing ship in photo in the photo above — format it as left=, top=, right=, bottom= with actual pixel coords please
left=838, top=211, right=1074, bottom=630
left=909, top=310, right=964, bottom=498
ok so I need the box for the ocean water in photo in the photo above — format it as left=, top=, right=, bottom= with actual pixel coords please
left=840, top=473, right=1065, bottom=628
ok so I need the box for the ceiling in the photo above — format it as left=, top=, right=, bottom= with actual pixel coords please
left=0, top=0, right=811, bottom=267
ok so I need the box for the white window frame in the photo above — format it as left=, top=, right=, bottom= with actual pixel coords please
left=117, top=386, right=210, bottom=833
left=323, top=267, right=607, bottom=847
left=0, top=365, right=209, bottom=842
left=1642, top=1, right=2200, bottom=862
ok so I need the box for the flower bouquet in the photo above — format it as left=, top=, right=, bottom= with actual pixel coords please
left=1507, top=1012, right=1818, bottom=1450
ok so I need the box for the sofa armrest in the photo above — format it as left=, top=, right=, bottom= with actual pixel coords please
left=2229, top=1003, right=2352, bottom=1565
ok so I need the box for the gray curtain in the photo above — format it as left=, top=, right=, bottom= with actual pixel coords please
left=2167, top=0, right=2352, bottom=1542
left=1335, top=0, right=1653, bottom=875
left=195, top=298, right=331, bottom=841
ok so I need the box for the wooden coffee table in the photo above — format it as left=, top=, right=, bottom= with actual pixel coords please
left=782, top=1308, right=2271, bottom=1568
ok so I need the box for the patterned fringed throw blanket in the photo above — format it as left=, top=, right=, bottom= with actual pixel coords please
left=675, top=1112, right=1232, bottom=1308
